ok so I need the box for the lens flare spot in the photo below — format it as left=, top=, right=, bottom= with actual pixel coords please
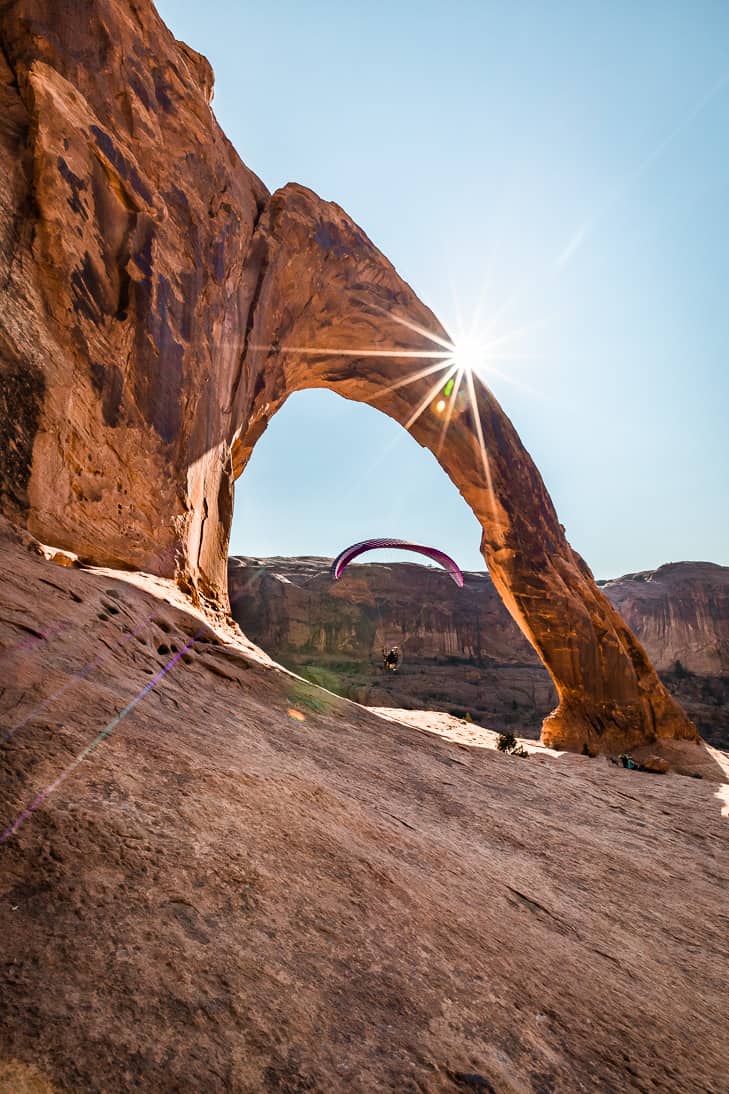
left=435, top=398, right=447, bottom=414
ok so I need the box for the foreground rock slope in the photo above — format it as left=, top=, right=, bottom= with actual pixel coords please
left=1, top=519, right=728, bottom=1092
left=0, top=0, right=696, bottom=752
left=229, top=556, right=729, bottom=748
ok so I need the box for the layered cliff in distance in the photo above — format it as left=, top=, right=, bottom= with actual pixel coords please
left=603, top=563, right=729, bottom=749
left=228, top=556, right=729, bottom=747
left=601, top=562, right=729, bottom=675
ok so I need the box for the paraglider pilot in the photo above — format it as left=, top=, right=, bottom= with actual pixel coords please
left=383, top=646, right=401, bottom=672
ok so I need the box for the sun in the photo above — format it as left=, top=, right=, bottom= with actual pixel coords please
left=255, top=298, right=539, bottom=506
left=451, top=336, right=483, bottom=374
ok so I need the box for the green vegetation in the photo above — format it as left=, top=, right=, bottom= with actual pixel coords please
left=292, top=674, right=339, bottom=706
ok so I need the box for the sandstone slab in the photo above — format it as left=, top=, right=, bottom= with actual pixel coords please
left=0, top=517, right=727, bottom=1092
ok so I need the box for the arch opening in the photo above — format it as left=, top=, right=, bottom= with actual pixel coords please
left=227, top=389, right=551, bottom=731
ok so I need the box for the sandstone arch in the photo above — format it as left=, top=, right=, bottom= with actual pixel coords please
left=0, top=0, right=696, bottom=752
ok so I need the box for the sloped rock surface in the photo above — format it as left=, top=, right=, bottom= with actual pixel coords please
left=1, top=518, right=728, bottom=1093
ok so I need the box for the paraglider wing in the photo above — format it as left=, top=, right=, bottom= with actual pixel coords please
left=331, top=538, right=464, bottom=587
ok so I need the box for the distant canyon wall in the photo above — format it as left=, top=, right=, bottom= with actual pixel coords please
left=601, top=563, right=729, bottom=676
left=229, top=557, right=729, bottom=748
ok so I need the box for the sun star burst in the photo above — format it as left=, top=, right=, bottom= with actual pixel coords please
left=255, top=296, right=541, bottom=508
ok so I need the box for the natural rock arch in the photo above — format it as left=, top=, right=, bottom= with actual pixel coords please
left=0, top=0, right=696, bottom=752
left=226, top=184, right=695, bottom=753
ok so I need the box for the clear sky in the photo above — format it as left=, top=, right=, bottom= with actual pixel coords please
left=158, top=0, right=729, bottom=577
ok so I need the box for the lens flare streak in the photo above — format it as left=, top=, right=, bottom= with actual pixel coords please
left=465, top=367, right=496, bottom=504
left=0, top=633, right=202, bottom=846
left=369, top=359, right=455, bottom=399
left=403, top=363, right=459, bottom=431
left=0, top=619, right=71, bottom=665
left=436, top=366, right=465, bottom=457
left=2, top=613, right=156, bottom=745
left=252, top=345, right=449, bottom=360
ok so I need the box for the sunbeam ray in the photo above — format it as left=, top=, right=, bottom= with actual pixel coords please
left=436, top=366, right=465, bottom=458
left=404, top=363, right=459, bottom=431
left=369, top=358, right=455, bottom=399
left=464, top=368, right=496, bottom=506
left=255, top=345, right=451, bottom=360
left=367, top=304, right=457, bottom=354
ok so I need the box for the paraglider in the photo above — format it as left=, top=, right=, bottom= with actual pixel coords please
left=331, top=538, right=464, bottom=673
left=330, top=538, right=464, bottom=587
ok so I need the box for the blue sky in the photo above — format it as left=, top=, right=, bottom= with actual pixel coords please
left=158, top=0, right=729, bottom=576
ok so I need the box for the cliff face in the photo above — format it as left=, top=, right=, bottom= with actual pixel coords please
left=0, top=0, right=696, bottom=752
left=602, top=563, right=729, bottom=676
left=228, top=556, right=558, bottom=735
left=0, top=0, right=268, bottom=591
left=604, top=564, right=729, bottom=749
left=228, top=557, right=538, bottom=664
left=229, top=557, right=729, bottom=748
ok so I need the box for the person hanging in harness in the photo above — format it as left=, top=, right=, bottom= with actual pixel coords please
left=383, top=646, right=401, bottom=672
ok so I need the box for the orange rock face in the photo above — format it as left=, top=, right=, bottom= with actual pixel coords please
left=0, top=0, right=267, bottom=592
left=0, top=0, right=697, bottom=751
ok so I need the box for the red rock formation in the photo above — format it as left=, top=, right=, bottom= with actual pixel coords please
left=0, top=0, right=268, bottom=593
left=0, top=0, right=697, bottom=751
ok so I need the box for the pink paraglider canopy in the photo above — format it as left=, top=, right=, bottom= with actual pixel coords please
left=331, top=538, right=464, bottom=587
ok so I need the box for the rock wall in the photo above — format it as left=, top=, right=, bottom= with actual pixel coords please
left=0, top=0, right=697, bottom=751
left=228, top=557, right=539, bottom=665
left=604, top=563, right=729, bottom=749
left=602, top=563, right=729, bottom=676
left=0, top=0, right=268, bottom=594
left=229, top=556, right=729, bottom=748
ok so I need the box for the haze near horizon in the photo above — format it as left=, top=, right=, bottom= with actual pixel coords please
left=158, top=0, right=729, bottom=577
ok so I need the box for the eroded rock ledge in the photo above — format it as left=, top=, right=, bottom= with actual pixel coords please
left=0, top=0, right=697, bottom=751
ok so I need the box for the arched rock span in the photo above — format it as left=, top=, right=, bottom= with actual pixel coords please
left=0, top=0, right=697, bottom=752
